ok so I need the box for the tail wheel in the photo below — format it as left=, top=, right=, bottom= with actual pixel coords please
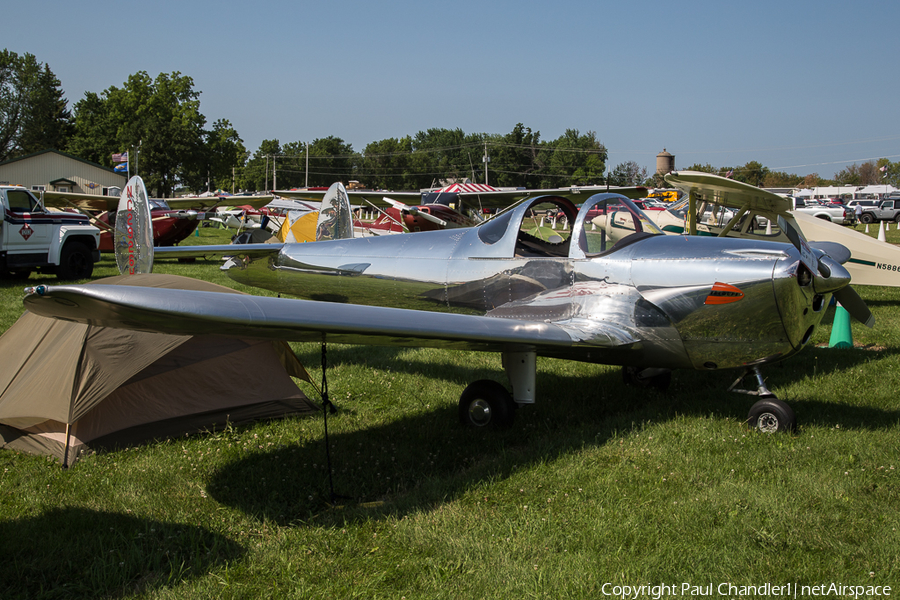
left=622, top=366, right=672, bottom=392
left=747, top=397, right=796, bottom=433
left=459, top=379, right=515, bottom=429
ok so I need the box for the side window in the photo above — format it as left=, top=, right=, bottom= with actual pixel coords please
left=477, top=209, right=514, bottom=244
left=6, top=190, right=37, bottom=212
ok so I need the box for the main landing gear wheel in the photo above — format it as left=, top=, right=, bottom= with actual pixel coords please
left=459, top=379, right=516, bottom=429
left=747, top=396, right=796, bottom=433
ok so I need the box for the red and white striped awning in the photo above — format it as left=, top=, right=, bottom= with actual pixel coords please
left=435, top=183, right=497, bottom=193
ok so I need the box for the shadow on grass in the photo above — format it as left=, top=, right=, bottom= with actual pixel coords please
left=0, top=507, right=244, bottom=600
left=206, top=343, right=900, bottom=528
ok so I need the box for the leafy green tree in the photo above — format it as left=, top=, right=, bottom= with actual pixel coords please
left=17, top=60, right=73, bottom=155
left=540, top=129, right=607, bottom=187
left=762, top=171, right=803, bottom=188
left=360, top=136, right=415, bottom=190
left=305, top=136, right=358, bottom=187
left=243, top=139, right=282, bottom=191
left=0, top=50, right=72, bottom=160
left=204, top=119, right=247, bottom=193
left=681, top=163, right=719, bottom=174
left=487, top=123, right=543, bottom=189
left=274, top=140, right=308, bottom=190
left=68, top=71, right=206, bottom=197
left=835, top=161, right=884, bottom=186
left=731, top=161, right=768, bottom=187
left=610, top=160, right=648, bottom=186
left=66, top=91, right=114, bottom=164
left=410, top=128, right=483, bottom=188
left=0, top=50, right=25, bottom=161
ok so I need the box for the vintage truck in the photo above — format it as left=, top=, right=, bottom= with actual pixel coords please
left=1, top=185, right=101, bottom=279
left=790, top=198, right=856, bottom=225
left=857, top=199, right=900, bottom=224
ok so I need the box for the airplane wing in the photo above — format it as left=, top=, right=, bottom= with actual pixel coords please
left=273, top=186, right=647, bottom=211
left=273, top=188, right=421, bottom=209
left=152, top=243, right=284, bottom=261
left=24, top=281, right=639, bottom=354
left=41, top=190, right=275, bottom=213
left=42, top=190, right=119, bottom=212
left=164, top=195, right=275, bottom=210
left=664, top=171, right=790, bottom=214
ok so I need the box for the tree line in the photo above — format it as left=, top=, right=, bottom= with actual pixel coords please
left=2, top=51, right=897, bottom=196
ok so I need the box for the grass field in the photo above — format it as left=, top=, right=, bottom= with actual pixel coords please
left=1, top=225, right=899, bottom=599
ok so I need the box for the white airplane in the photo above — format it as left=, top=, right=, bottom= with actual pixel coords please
left=661, top=171, right=900, bottom=288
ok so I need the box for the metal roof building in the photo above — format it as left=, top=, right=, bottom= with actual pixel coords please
left=0, top=150, right=126, bottom=196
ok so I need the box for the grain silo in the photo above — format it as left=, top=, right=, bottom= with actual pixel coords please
left=656, top=149, right=675, bottom=174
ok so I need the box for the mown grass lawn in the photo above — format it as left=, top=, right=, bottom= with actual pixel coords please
left=1, top=225, right=898, bottom=599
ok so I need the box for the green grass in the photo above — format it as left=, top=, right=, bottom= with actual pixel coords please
left=1, top=228, right=899, bottom=598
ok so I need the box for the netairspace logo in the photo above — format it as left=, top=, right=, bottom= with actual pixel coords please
left=599, top=582, right=892, bottom=599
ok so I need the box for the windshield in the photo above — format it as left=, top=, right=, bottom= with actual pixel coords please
left=573, top=194, right=663, bottom=256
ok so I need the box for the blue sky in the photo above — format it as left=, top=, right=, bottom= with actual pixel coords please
left=8, top=0, right=899, bottom=179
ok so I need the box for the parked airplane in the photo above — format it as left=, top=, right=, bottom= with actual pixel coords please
left=274, top=182, right=646, bottom=218
left=662, top=171, right=900, bottom=287
left=25, top=187, right=872, bottom=433
left=40, top=189, right=274, bottom=249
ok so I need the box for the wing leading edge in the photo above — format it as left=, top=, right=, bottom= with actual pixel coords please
left=24, top=283, right=639, bottom=355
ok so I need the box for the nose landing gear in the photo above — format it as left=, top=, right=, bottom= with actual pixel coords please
left=729, top=366, right=797, bottom=433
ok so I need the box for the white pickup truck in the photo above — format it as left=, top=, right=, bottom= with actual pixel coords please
left=1, top=185, right=101, bottom=279
left=790, top=198, right=856, bottom=225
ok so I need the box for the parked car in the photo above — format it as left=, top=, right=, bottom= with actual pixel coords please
left=858, top=199, right=900, bottom=224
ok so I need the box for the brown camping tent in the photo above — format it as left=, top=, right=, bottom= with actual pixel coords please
left=0, top=274, right=319, bottom=466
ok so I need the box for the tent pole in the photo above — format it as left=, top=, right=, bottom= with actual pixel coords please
left=63, top=423, right=71, bottom=469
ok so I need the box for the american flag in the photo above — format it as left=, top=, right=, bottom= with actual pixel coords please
left=112, top=152, right=129, bottom=163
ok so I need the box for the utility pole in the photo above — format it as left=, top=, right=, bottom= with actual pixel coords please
left=483, top=143, right=490, bottom=186
left=305, top=142, right=309, bottom=188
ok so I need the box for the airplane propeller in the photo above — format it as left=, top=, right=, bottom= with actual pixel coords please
left=383, top=197, right=448, bottom=228
left=778, top=217, right=874, bottom=328
left=834, top=286, right=875, bottom=328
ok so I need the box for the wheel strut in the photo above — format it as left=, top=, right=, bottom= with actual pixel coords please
left=727, top=366, right=774, bottom=398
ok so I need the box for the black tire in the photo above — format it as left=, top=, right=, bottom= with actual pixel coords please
left=860, top=213, right=875, bottom=224
left=622, top=366, right=672, bottom=392
left=458, top=379, right=515, bottom=428
left=57, top=241, right=94, bottom=280
left=747, top=397, right=796, bottom=433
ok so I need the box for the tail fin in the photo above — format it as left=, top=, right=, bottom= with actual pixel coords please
left=114, top=175, right=154, bottom=274
left=315, top=182, right=354, bottom=241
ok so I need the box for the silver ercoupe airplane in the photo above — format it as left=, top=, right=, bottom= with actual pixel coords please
left=24, top=192, right=872, bottom=433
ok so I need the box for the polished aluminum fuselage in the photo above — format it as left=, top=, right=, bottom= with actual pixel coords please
left=226, top=194, right=845, bottom=372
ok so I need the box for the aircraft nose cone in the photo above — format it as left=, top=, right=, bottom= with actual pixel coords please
left=814, top=255, right=851, bottom=295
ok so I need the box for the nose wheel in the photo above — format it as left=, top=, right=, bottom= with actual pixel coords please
left=729, top=367, right=797, bottom=433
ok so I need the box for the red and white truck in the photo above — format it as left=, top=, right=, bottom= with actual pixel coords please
left=1, top=185, right=101, bottom=279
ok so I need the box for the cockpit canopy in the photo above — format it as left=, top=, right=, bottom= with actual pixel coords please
left=476, top=193, right=662, bottom=259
